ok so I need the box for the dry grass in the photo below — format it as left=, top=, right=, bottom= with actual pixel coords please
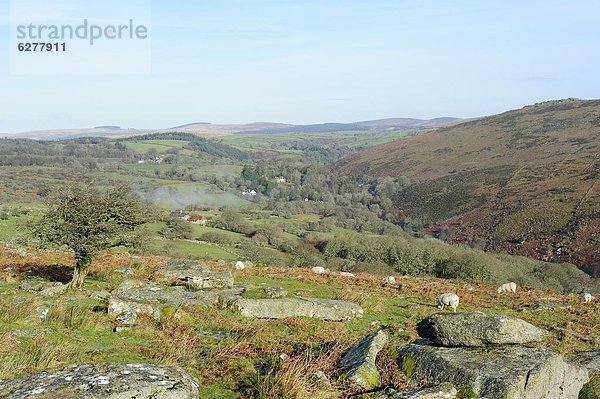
left=255, top=352, right=338, bottom=399
left=0, top=245, right=598, bottom=397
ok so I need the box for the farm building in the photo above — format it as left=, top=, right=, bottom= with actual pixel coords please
left=188, top=214, right=209, bottom=225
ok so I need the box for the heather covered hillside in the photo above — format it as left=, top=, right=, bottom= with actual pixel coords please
left=337, top=99, right=600, bottom=275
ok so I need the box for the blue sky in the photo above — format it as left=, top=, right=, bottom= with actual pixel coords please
left=0, top=0, right=599, bottom=133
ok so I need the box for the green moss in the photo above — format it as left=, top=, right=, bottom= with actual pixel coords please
left=356, top=368, right=380, bottom=389
left=579, top=375, right=600, bottom=399
left=400, top=355, right=416, bottom=379
left=456, top=387, right=478, bottom=399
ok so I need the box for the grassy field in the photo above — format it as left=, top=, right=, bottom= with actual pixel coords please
left=0, top=245, right=597, bottom=398
left=123, top=139, right=190, bottom=154
left=221, top=129, right=424, bottom=153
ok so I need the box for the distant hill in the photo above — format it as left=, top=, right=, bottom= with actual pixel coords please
left=8, top=118, right=462, bottom=140
left=337, top=99, right=600, bottom=276
left=240, top=117, right=463, bottom=134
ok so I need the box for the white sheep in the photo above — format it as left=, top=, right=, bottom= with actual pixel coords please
left=311, top=266, right=326, bottom=274
left=437, top=293, right=460, bottom=312
left=497, top=282, right=517, bottom=294
left=383, top=276, right=396, bottom=285
left=581, top=293, right=593, bottom=303
left=339, top=271, right=356, bottom=278
left=234, top=261, right=246, bottom=270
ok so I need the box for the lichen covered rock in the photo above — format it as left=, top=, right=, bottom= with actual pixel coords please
left=416, top=311, right=547, bottom=346
left=399, top=343, right=588, bottom=399
left=0, top=363, right=199, bottom=398
left=339, top=330, right=387, bottom=389
left=224, top=297, right=363, bottom=321
left=154, top=259, right=233, bottom=290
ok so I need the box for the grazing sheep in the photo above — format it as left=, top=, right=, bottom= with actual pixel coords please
left=311, top=266, right=326, bottom=274
left=497, top=282, right=517, bottom=294
left=339, top=271, right=356, bottom=278
left=581, top=293, right=593, bottom=303
left=437, top=293, right=460, bottom=312
left=234, top=261, right=246, bottom=271
left=383, top=276, right=396, bottom=285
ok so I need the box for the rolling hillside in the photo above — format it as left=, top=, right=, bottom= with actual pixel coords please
left=7, top=118, right=463, bottom=140
left=337, top=99, right=600, bottom=276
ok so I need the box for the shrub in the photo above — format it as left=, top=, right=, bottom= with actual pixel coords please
left=198, top=232, right=237, bottom=246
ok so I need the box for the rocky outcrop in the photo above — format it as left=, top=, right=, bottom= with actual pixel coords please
left=154, top=259, right=234, bottom=290
left=416, top=311, right=547, bottom=347
left=339, top=330, right=387, bottom=389
left=108, top=280, right=244, bottom=320
left=377, top=383, right=457, bottom=398
left=0, top=363, right=199, bottom=398
left=566, top=351, right=600, bottom=399
left=224, top=297, right=363, bottom=321
left=399, top=343, right=588, bottom=399
left=19, top=278, right=67, bottom=297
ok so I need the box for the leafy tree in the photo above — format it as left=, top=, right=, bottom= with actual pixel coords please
left=160, top=218, right=194, bottom=240
left=31, top=185, right=151, bottom=289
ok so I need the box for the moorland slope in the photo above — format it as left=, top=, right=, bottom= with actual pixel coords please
left=337, top=99, right=600, bottom=275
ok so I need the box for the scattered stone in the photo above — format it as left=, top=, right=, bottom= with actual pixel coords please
left=416, top=311, right=547, bottom=347
left=377, top=383, right=457, bottom=398
left=339, top=272, right=356, bottom=278
left=12, top=328, right=51, bottom=338
left=465, top=287, right=477, bottom=292
left=527, top=301, right=572, bottom=311
left=279, top=353, right=289, bottom=361
left=313, top=370, right=330, bottom=386
left=116, top=311, right=137, bottom=326
left=19, top=278, right=67, bottom=297
left=371, top=320, right=381, bottom=326
left=311, top=266, right=326, bottom=274
left=154, top=259, right=234, bottom=290
left=225, top=297, right=363, bottom=321
left=264, top=286, right=288, bottom=298
left=0, top=363, right=200, bottom=398
left=113, top=267, right=134, bottom=275
left=383, top=276, right=396, bottom=285
left=398, top=343, right=588, bottom=399
left=339, top=330, right=387, bottom=389
left=34, top=306, right=50, bottom=321
left=199, top=331, right=235, bottom=339
left=108, top=280, right=245, bottom=321
left=89, top=290, right=111, bottom=301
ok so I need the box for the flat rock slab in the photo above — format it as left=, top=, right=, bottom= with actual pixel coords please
left=154, top=259, right=234, bottom=290
left=339, top=330, right=387, bottom=389
left=109, top=280, right=244, bottom=319
left=0, top=363, right=199, bottom=398
left=226, top=297, right=363, bottom=321
left=416, top=311, right=547, bottom=346
left=399, top=343, right=588, bottom=399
